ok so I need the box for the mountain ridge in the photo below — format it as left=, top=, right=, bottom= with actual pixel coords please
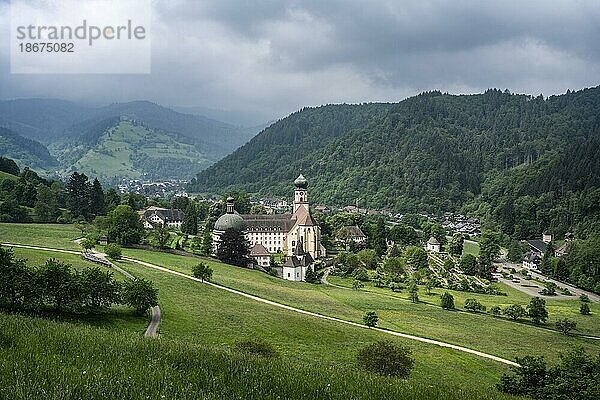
left=191, top=86, right=600, bottom=238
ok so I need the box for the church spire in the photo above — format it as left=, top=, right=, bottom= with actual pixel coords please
left=293, top=174, right=308, bottom=213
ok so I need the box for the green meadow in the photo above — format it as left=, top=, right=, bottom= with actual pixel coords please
left=2, top=223, right=599, bottom=399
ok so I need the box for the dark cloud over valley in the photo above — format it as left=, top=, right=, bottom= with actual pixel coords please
left=1, top=0, right=599, bottom=124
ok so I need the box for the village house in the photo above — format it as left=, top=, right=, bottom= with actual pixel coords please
left=426, top=236, right=441, bottom=253
left=336, top=225, right=367, bottom=245
left=140, top=206, right=184, bottom=229
left=249, top=243, right=271, bottom=268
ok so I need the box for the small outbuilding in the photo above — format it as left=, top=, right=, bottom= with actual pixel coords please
left=250, top=243, right=271, bottom=268
left=426, top=236, right=441, bottom=253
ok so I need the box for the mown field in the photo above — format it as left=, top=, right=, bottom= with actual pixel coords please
left=0, top=223, right=81, bottom=250
left=2, top=223, right=599, bottom=399
left=118, top=247, right=600, bottom=362
left=2, top=245, right=518, bottom=399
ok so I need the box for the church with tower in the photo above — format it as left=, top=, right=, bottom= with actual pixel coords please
left=212, top=174, right=326, bottom=281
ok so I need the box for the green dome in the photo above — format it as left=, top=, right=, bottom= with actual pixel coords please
left=214, top=213, right=247, bottom=232
left=294, top=174, right=308, bottom=189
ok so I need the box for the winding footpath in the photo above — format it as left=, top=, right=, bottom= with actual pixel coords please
left=2, top=243, right=161, bottom=338
left=123, top=256, right=520, bottom=367
left=4, top=242, right=520, bottom=367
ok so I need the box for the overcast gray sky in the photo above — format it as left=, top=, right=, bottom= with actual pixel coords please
left=1, top=0, right=599, bottom=124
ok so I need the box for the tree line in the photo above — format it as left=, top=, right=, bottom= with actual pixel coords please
left=0, top=246, right=158, bottom=316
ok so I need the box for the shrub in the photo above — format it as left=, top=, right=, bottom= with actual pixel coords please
left=408, top=281, right=419, bottom=303
left=440, top=292, right=455, bottom=310
left=191, top=262, right=213, bottom=282
left=464, top=298, right=486, bottom=312
left=352, top=279, right=364, bottom=290
left=104, top=243, right=122, bottom=260
left=352, top=267, right=369, bottom=281
left=503, top=304, right=526, bottom=321
left=497, top=348, right=600, bottom=399
left=233, top=339, right=279, bottom=358
left=122, top=278, right=158, bottom=316
left=579, top=294, right=590, bottom=303
left=580, top=302, right=591, bottom=315
left=490, top=305, right=502, bottom=316
left=389, top=282, right=402, bottom=292
left=363, top=311, right=378, bottom=327
left=555, top=318, right=577, bottom=335
left=527, top=297, right=548, bottom=324
left=80, top=238, right=95, bottom=253
left=357, top=341, right=414, bottom=378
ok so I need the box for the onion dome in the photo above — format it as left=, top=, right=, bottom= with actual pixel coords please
left=214, top=213, right=247, bottom=232
left=294, top=174, right=308, bottom=189
left=214, top=196, right=247, bottom=231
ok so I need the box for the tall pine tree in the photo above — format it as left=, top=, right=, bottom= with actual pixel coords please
left=181, top=202, right=198, bottom=235
left=216, top=228, right=249, bottom=267
left=66, top=172, right=91, bottom=220
left=89, top=178, right=106, bottom=216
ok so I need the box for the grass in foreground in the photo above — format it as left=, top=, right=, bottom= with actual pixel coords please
left=2, top=246, right=515, bottom=396
left=0, top=314, right=518, bottom=400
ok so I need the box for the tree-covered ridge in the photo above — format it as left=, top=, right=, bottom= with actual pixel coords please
left=192, top=87, right=600, bottom=238
left=190, top=103, right=393, bottom=194
left=0, top=127, right=58, bottom=170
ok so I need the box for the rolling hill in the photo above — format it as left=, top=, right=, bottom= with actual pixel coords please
left=54, top=119, right=213, bottom=180
left=191, top=86, right=600, bottom=238
left=0, top=99, right=262, bottom=179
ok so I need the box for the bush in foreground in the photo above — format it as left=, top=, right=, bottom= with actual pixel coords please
left=233, top=339, right=279, bottom=358
left=497, top=348, right=600, bottom=400
left=122, top=278, right=159, bottom=316
left=357, top=341, right=414, bottom=378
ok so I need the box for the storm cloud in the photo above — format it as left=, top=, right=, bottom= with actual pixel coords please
left=1, top=0, right=599, bottom=123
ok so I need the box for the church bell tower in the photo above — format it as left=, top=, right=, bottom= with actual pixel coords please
left=293, top=174, right=308, bottom=213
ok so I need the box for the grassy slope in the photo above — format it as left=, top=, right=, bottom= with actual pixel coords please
left=0, top=245, right=516, bottom=399
left=0, top=314, right=516, bottom=400
left=119, top=248, right=600, bottom=362
left=0, top=171, right=18, bottom=181
left=68, top=121, right=210, bottom=178
left=0, top=223, right=81, bottom=250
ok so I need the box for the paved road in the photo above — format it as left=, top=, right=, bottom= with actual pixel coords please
left=3, top=243, right=161, bottom=338
left=124, top=256, right=520, bottom=367
left=497, top=258, right=600, bottom=303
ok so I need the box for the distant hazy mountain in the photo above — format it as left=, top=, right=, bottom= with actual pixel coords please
left=0, top=99, right=95, bottom=144
left=0, top=127, right=58, bottom=170
left=0, top=98, right=261, bottom=179
left=53, top=119, right=212, bottom=180
left=172, top=105, right=273, bottom=127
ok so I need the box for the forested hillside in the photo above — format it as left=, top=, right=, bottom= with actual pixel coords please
left=0, top=127, right=58, bottom=170
left=192, top=87, right=600, bottom=239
